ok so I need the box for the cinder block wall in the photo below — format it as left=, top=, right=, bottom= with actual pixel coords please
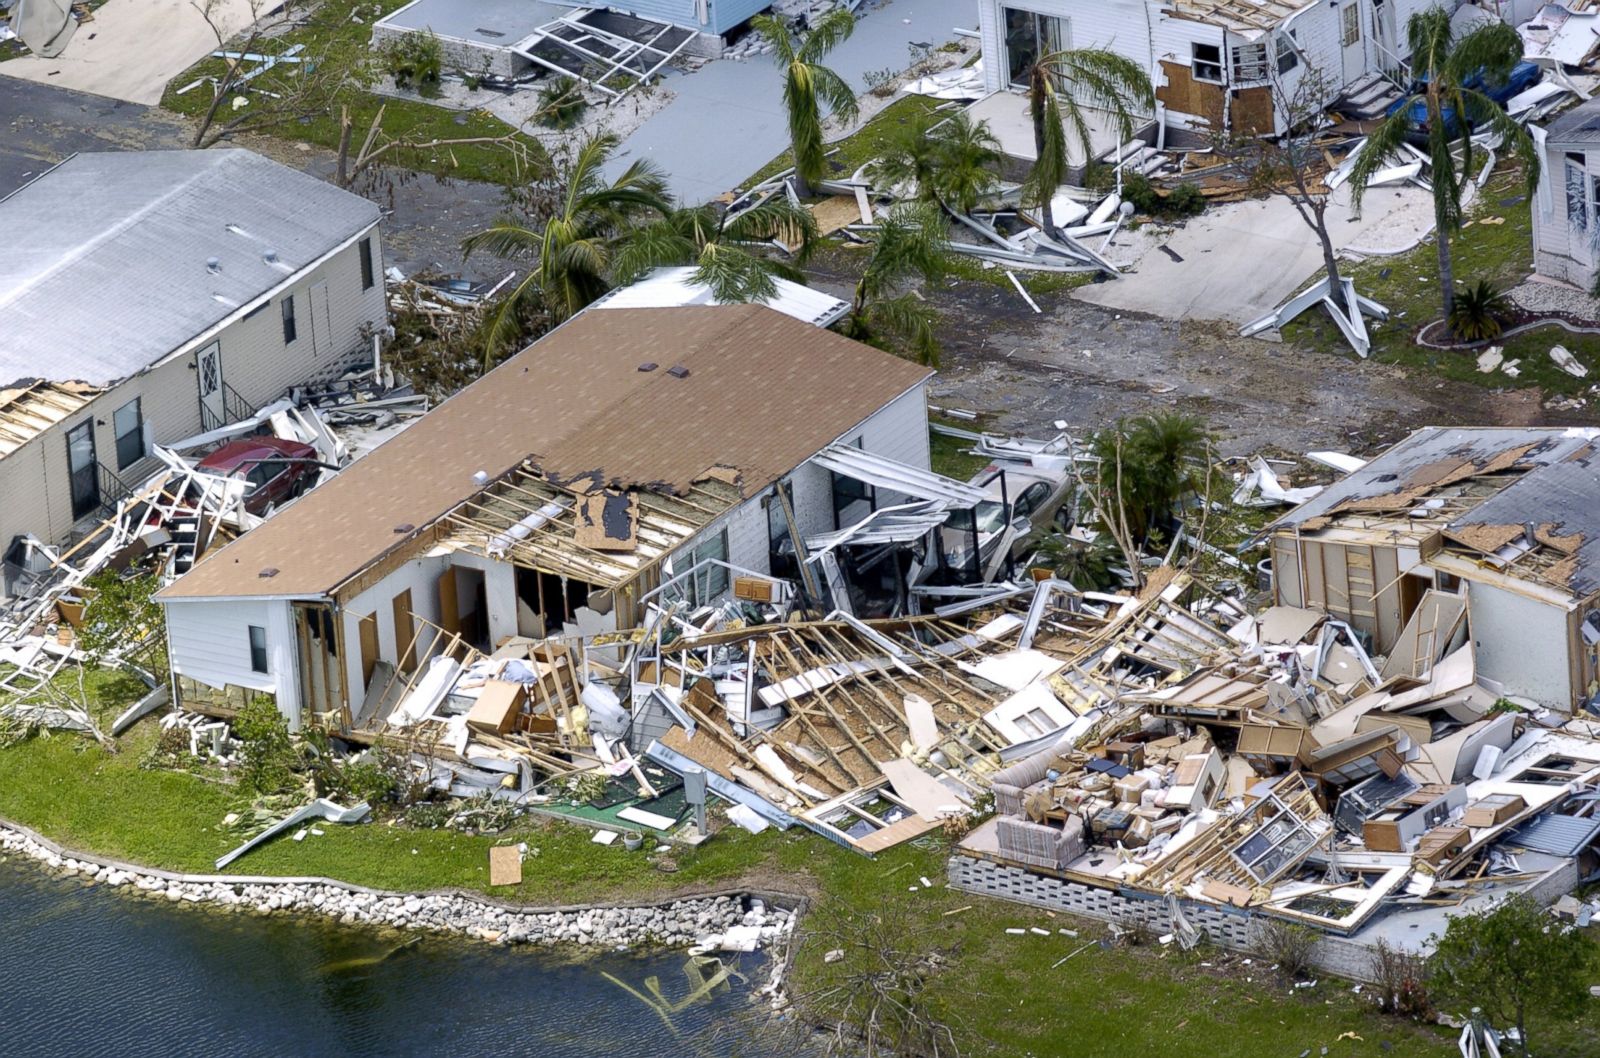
left=949, top=855, right=1382, bottom=982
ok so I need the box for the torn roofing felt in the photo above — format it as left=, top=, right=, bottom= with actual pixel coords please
left=1267, top=427, right=1600, bottom=597
left=159, top=305, right=931, bottom=601
left=0, top=150, right=381, bottom=389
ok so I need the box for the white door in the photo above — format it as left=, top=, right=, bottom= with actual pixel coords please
left=196, top=341, right=224, bottom=427
left=1339, top=1, right=1366, bottom=85
left=309, top=279, right=334, bottom=357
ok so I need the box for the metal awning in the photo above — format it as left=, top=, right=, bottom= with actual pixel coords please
left=807, top=500, right=952, bottom=552
left=810, top=443, right=988, bottom=507
left=512, top=9, right=697, bottom=99
left=1505, top=813, right=1600, bottom=857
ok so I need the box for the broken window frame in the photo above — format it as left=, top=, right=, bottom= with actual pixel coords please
left=1192, top=43, right=1224, bottom=84
left=1275, top=32, right=1298, bottom=76
left=1230, top=41, right=1269, bottom=83
left=1228, top=794, right=1317, bottom=881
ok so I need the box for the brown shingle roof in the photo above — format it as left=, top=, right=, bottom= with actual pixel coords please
left=160, top=305, right=931, bottom=601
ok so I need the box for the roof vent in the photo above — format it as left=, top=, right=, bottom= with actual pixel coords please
left=206, top=257, right=222, bottom=273
left=258, top=567, right=279, bottom=579
left=638, top=362, right=658, bottom=372
left=666, top=365, right=690, bottom=379
left=393, top=523, right=415, bottom=534
left=263, top=249, right=279, bottom=265
left=472, top=470, right=489, bottom=487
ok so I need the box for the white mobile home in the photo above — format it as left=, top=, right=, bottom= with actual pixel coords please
left=1532, top=95, right=1600, bottom=292
left=976, top=0, right=1441, bottom=143
left=158, top=305, right=939, bottom=729
left=0, top=149, right=386, bottom=576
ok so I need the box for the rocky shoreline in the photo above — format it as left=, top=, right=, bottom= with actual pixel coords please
left=0, top=820, right=797, bottom=954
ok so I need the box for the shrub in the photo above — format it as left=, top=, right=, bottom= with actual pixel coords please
left=381, top=31, right=443, bottom=96
left=1258, top=918, right=1319, bottom=981
left=1163, top=181, right=1206, bottom=216
left=536, top=76, right=587, bottom=129
left=1120, top=172, right=1205, bottom=218
left=1370, top=939, right=1433, bottom=1019
left=1449, top=279, right=1511, bottom=342
left=233, top=696, right=298, bottom=795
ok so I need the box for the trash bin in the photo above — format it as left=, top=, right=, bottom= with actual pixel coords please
left=1255, top=557, right=1273, bottom=594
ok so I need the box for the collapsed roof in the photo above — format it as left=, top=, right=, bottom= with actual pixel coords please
left=1267, top=427, right=1600, bottom=597
left=160, top=306, right=931, bottom=601
left=0, top=149, right=382, bottom=390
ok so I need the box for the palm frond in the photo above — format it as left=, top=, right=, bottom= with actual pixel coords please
left=692, top=243, right=780, bottom=304
left=612, top=221, right=699, bottom=285
left=750, top=13, right=797, bottom=65
left=862, top=293, right=941, bottom=367
left=1345, top=107, right=1416, bottom=213
left=1444, top=22, right=1521, bottom=85
left=811, top=64, right=861, bottom=129
left=461, top=222, right=543, bottom=260
left=797, top=9, right=856, bottom=63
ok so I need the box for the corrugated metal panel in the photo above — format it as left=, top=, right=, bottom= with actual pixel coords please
left=591, top=267, right=850, bottom=327
left=811, top=443, right=988, bottom=506
left=0, top=150, right=381, bottom=389
left=1506, top=813, right=1600, bottom=856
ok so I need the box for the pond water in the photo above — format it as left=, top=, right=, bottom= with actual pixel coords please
left=0, top=857, right=790, bottom=1058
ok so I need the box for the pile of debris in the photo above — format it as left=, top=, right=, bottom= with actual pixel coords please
left=959, top=575, right=1600, bottom=940
left=0, top=363, right=424, bottom=714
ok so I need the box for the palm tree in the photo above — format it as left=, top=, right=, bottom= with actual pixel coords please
left=462, top=132, right=672, bottom=356
left=839, top=202, right=948, bottom=366
left=613, top=196, right=819, bottom=304
left=1348, top=9, right=1539, bottom=319
left=752, top=10, right=860, bottom=193
left=1024, top=50, right=1154, bottom=237
left=1090, top=411, right=1210, bottom=544
left=870, top=109, right=1003, bottom=215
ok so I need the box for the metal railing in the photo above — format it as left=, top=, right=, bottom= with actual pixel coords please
left=199, top=381, right=256, bottom=433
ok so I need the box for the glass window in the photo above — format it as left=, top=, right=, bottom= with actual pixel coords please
left=1231, top=42, right=1268, bottom=82
left=1567, top=156, right=1589, bottom=232
left=281, top=296, right=297, bottom=343
left=66, top=419, right=99, bottom=519
left=360, top=237, right=375, bottom=290
left=1341, top=4, right=1360, bottom=46
left=244, top=462, right=274, bottom=492
left=1275, top=34, right=1298, bottom=75
left=248, top=625, right=269, bottom=673
left=1014, top=482, right=1051, bottom=518
left=1192, top=43, right=1223, bottom=84
left=1003, top=7, right=1069, bottom=89
left=113, top=398, right=145, bottom=470
left=691, top=529, right=729, bottom=604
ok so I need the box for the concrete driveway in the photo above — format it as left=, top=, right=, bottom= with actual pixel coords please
left=1074, top=183, right=1438, bottom=325
left=0, top=0, right=258, bottom=105
left=607, top=0, right=979, bottom=204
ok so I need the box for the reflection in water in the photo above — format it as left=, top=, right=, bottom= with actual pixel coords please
left=0, top=857, right=787, bottom=1058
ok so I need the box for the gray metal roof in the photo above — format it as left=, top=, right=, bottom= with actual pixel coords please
left=1505, top=812, right=1600, bottom=857
left=0, top=149, right=381, bottom=389
left=1269, top=428, right=1595, bottom=530
left=1544, top=96, right=1600, bottom=148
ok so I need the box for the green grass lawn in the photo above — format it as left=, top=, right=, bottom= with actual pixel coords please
left=6, top=704, right=1599, bottom=1055
left=159, top=0, right=543, bottom=188
left=1281, top=167, right=1600, bottom=393
left=929, top=422, right=991, bottom=481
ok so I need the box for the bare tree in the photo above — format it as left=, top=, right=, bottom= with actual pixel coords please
left=188, top=0, right=352, bottom=149
left=333, top=103, right=536, bottom=190
left=1213, top=66, right=1352, bottom=317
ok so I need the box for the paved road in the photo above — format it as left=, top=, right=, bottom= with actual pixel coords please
left=0, top=79, right=188, bottom=196
left=606, top=0, right=979, bottom=203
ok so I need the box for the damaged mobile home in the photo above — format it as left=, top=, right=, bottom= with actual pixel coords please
left=0, top=148, right=387, bottom=565
left=157, top=304, right=977, bottom=731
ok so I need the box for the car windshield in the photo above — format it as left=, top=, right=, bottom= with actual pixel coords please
left=945, top=501, right=1007, bottom=536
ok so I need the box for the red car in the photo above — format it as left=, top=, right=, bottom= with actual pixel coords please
left=196, top=437, right=319, bottom=514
